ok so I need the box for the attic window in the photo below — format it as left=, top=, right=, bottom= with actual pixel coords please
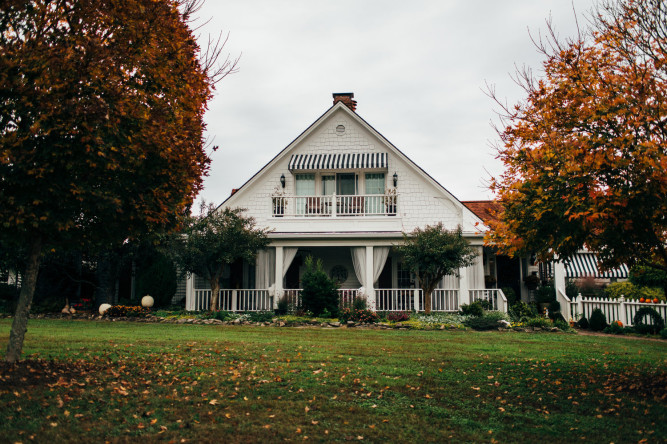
left=336, top=125, right=345, bottom=135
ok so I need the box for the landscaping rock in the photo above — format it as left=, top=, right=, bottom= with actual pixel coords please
left=346, top=321, right=355, bottom=327
left=498, top=320, right=511, bottom=328
left=329, top=322, right=341, bottom=327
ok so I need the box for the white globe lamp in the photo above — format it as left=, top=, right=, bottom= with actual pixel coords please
left=99, top=303, right=111, bottom=315
left=141, top=295, right=154, bottom=308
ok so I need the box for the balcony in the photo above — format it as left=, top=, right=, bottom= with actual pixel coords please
left=271, top=193, right=397, bottom=217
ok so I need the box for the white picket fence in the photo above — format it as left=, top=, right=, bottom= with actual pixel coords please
left=192, top=289, right=272, bottom=312
left=558, top=290, right=667, bottom=326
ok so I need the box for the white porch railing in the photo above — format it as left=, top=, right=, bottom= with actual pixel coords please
left=271, top=193, right=397, bottom=217
left=375, top=289, right=422, bottom=311
left=281, top=289, right=360, bottom=312
left=470, top=289, right=508, bottom=312
left=566, top=295, right=667, bottom=327
left=192, top=289, right=272, bottom=312
left=431, top=289, right=460, bottom=312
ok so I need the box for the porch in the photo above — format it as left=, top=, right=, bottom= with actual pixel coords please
left=185, top=244, right=505, bottom=313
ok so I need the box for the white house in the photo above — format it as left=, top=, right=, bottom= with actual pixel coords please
left=185, top=93, right=506, bottom=312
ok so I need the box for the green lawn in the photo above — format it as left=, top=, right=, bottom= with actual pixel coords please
left=0, top=319, right=665, bottom=443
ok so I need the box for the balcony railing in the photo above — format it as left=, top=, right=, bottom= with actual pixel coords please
left=272, top=193, right=397, bottom=217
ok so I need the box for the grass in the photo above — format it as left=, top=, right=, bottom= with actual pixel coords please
left=0, top=319, right=665, bottom=443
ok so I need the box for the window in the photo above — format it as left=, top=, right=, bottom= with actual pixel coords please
left=295, top=174, right=315, bottom=215
left=336, top=173, right=357, bottom=195
left=365, top=173, right=385, bottom=214
left=321, top=175, right=335, bottom=195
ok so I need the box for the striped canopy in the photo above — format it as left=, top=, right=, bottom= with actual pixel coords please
left=564, top=253, right=629, bottom=279
left=288, top=153, right=388, bottom=171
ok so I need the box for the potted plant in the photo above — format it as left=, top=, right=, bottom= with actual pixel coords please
left=484, top=274, right=497, bottom=289
left=523, top=273, right=540, bottom=290
left=384, top=188, right=397, bottom=216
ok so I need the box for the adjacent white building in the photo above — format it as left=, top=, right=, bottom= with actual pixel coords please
left=185, top=93, right=506, bottom=312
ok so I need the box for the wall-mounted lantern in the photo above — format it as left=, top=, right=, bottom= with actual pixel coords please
left=280, top=173, right=286, bottom=188
left=393, top=172, right=398, bottom=187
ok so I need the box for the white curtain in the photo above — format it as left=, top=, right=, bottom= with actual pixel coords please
left=282, top=247, right=298, bottom=279
left=438, top=274, right=459, bottom=289
left=255, top=249, right=276, bottom=290
left=467, top=246, right=484, bottom=289
left=350, top=247, right=366, bottom=288
left=373, top=247, right=390, bottom=285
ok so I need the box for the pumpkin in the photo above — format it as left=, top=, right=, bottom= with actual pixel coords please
left=613, top=320, right=623, bottom=327
left=653, top=298, right=659, bottom=303
left=639, top=298, right=645, bottom=303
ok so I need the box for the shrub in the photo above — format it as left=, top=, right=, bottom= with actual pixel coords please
left=603, top=323, right=635, bottom=335
left=589, top=309, right=608, bottom=331
left=632, top=307, right=665, bottom=335
left=275, top=297, right=288, bottom=315
left=245, top=311, right=274, bottom=323
left=464, top=311, right=509, bottom=331
left=501, top=287, right=517, bottom=305
left=387, top=311, right=411, bottom=322
left=508, top=301, right=536, bottom=322
left=212, top=310, right=236, bottom=321
left=549, top=312, right=566, bottom=323
left=353, top=297, right=368, bottom=311
left=577, top=317, right=589, bottom=329
left=459, top=301, right=484, bottom=317
left=338, top=308, right=379, bottom=324
left=525, top=316, right=553, bottom=329
left=548, top=300, right=561, bottom=316
left=105, top=305, right=149, bottom=317
left=661, top=328, right=667, bottom=340
left=629, top=265, right=667, bottom=290
left=535, top=281, right=556, bottom=303
left=301, top=256, right=339, bottom=317
left=553, top=319, right=571, bottom=331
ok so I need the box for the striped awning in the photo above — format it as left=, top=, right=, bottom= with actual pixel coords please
left=288, top=153, right=387, bottom=171
left=565, top=253, right=629, bottom=279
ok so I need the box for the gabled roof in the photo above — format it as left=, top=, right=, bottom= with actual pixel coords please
left=219, top=97, right=487, bottom=230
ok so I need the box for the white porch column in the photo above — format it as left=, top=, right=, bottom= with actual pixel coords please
left=365, top=245, right=376, bottom=310
left=459, top=266, right=470, bottom=306
left=275, top=246, right=284, bottom=301
left=185, top=273, right=194, bottom=311
left=554, top=259, right=566, bottom=297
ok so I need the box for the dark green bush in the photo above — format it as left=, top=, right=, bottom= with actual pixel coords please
left=589, top=309, right=608, bottom=331
left=509, top=301, right=536, bottom=322
left=535, top=282, right=556, bottom=303
left=661, top=328, right=667, bottom=339
left=553, top=319, right=571, bottom=331
left=464, top=311, right=508, bottom=330
left=603, top=323, right=635, bottom=335
left=632, top=307, right=665, bottom=335
left=275, top=297, right=288, bottom=315
left=577, top=317, right=589, bottom=329
left=549, top=312, right=566, bottom=323
left=460, top=301, right=484, bottom=317
left=525, top=317, right=554, bottom=329
left=246, top=311, right=274, bottom=323
left=301, top=256, right=339, bottom=317
left=212, top=310, right=235, bottom=321
left=353, top=297, right=367, bottom=310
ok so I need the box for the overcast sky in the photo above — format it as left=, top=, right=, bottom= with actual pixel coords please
left=192, top=0, right=596, bottom=206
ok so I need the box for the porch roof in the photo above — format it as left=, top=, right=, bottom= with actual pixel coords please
left=288, top=152, right=388, bottom=171
left=565, top=253, right=629, bottom=279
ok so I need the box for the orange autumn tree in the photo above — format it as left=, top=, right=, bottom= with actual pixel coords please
left=488, top=0, right=667, bottom=273
left=0, top=0, right=234, bottom=363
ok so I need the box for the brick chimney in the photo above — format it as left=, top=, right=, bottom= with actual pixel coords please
left=332, top=92, right=357, bottom=112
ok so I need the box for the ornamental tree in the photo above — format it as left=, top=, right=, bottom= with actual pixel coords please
left=488, top=0, right=667, bottom=273
left=395, top=224, right=477, bottom=313
left=0, top=0, right=234, bottom=363
left=171, top=205, right=270, bottom=311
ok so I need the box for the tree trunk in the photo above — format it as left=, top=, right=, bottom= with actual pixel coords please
left=5, top=236, right=42, bottom=364
left=210, top=279, right=220, bottom=311
left=96, top=251, right=118, bottom=307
